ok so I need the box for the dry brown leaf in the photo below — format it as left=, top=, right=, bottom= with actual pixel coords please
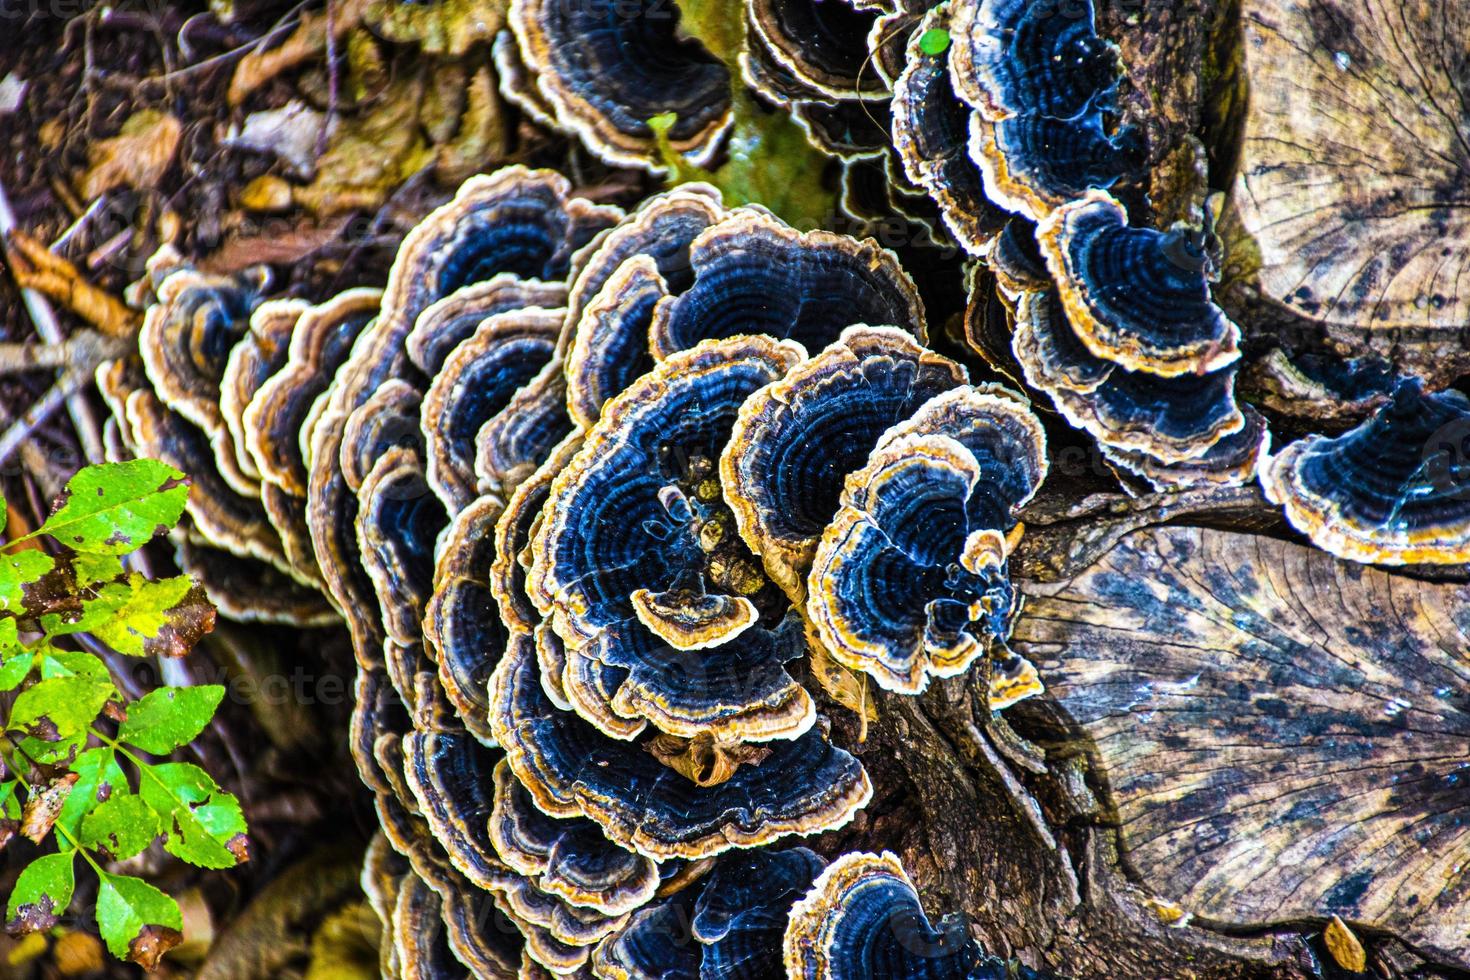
left=4, top=229, right=139, bottom=336
left=646, top=732, right=772, bottom=787
left=80, top=110, right=182, bottom=199
left=228, top=0, right=370, bottom=106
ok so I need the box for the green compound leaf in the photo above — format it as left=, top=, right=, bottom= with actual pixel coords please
left=14, top=731, right=88, bottom=766
left=81, top=793, right=161, bottom=861
left=96, top=871, right=183, bottom=967
left=918, top=27, right=951, bottom=56
left=37, top=460, right=188, bottom=555
left=9, top=673, right=116, bottom=740
left=0, top=549, right=54, bottom=615
left=57, top=747, right=125, bottom=842
left=119, top=686, right=224, bottom=755
left=5, top=851, right=76, bottom=934
left=139, top=762, right=248, bottom=869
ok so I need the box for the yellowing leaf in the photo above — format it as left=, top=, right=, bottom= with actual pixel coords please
left=81, top=110, right=183, bottom=199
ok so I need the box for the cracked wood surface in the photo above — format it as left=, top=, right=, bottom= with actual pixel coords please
left=1225, top=0, right=1470, bottom=384
left=1012, top=526, right=1470, bottom=970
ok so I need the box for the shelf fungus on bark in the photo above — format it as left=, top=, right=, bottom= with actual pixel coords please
left=1011, top=526, right=1470, bottom=969
left=746, top=0, right=886, bottom=102
left=890, top=5, right=1008, bottom=256
left=355, top=443, right=447, bottom=652
left=405, top=274, right=568, bottom=378
left=1036, top=190, right=1239, bottom=379
left=217, top=298, right=303, bottom=491
left=421, top=306, right=564, bottom=513
left=489, top=435, right=584, bottom=639
left=723, top=326, right=967, bottom=606
left=593, top=846, right=826, bottom=977
left=1011, top=289, right=1246, bottom=469
left=531, top=336, right=819, bottom=742
left=808, top=387, right=1047, bottom=698
left=423, top=497, right=507, bottom=744
left=1261, top=380, right=1470, bottom=566
left=1102, top=406, right=1269, bottom=493
left=785, top=851, right=1032, bottom=980
left=951, top=0, right=1138, bottom=222
left=508, top=0, right=733, bottom=171
left=488, top=758, right=661, bottom=918
left=402, top=731, right=505, bottom=891
left=137, top=263, right=271, bottom=444
left=488, top=632, right=872, bottom=861
left=1223, top=0, right=1470, bottom=387
left=563, top=185, right=727, bottom=429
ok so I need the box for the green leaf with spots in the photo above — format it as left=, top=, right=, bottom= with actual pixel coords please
left=139, top=762, right=247, bottom=869
left=57, top=747, right=126, bottom=842
left=37, top=460, right=188, bottom=555
left=88, top=576, right=201, bottom=657
left=95, top=871, right=182, bottom=966
left=81, top=793, right=160, bottom=861
left=9, top=673, right=116, bottom=739
left=14, top=731, right=87, bottom=766
left=0, top=549, right=53, bottom=615
left=6, top=851, right=75, bottom=934
left=119, top=686, right=223, bottom=755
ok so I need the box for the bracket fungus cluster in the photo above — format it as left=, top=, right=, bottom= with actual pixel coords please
left=106, top=162, right=1059, bottom=977
left=87, top=0, right=1470, bottom=970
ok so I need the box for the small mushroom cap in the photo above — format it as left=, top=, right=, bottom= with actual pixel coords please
left=421, top=306, right=562, bottom=513
left=746, top=0, right=885, bottom=100
left=1103, top=406, right=1270, bottom=492
left=138, top=265, right=269, bottom=436
left=564, top=256, right=668, bottom=434
left=489, top=759, right=660, bottom=917
left=352, top=669, right=412, bottom=794
left=949, top=0, right=1123, bottom=122
left=491, top=435, right=585, bottom=637
left=121, top=386, right=296, bottom=578
left=591, top=895, right=701, bottom=980
left=489, top=634, right=872, bottom=860
left=1012, top=289, right=1245, bottom=464
left=424, top=496, right=507, bottom=743
left=988, top=217, right=1051, bottom=301
left=243, top=288, right=381, bottom=496
left=784, top=851, right=1004, bottom=980
left=970, top=110, right=1141, bottom=223
left=172, top=537, right=336, bottom=627
left=218, top=297, right=304, bottom=493
left=402, top=731, right=505, bottom=891
left=1261, top=379, right=1470, bottom=565
left=790, top=98, right=893, bottom=161
left=891, top=5, right=1007, bottom=256
left=1241, top=348, right=1394, bottom=428
left=1037, top=190, right=1240, bottom=377
left=356, top=446, right=448, bottom=648
left=391, top=871, right=466, bottom=980
left=474, top=353, right=575, bottom=505
left=647, top=209, right=927, bottom=361
left=809, top=433, right=1025, bottom=694
left=1011, top=526, right=1470, bottom=965
left=509, top=0, right=732, bottom=171
left=722, top=326, right=967, bottom=604
left=406, top=274, right=568, bottom=378
left=533, top=336, right=816, bottom=742
left=690, top=847, right=826, bottom=976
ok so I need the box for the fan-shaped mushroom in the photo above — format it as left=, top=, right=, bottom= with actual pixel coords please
left=1261, top=379, right=1470, bottom=565
left=808, top=386, right=1046, bottom=697
left=785, top=851, right=1028, bottom=979
left=723, top=325, right=967, bottom=605
left=509, top=0, right=733, bottom=171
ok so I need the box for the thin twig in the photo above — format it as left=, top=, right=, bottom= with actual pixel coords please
left=145, top=1, right=309, bottom=86
left=318, top=0, right=339, bottom=160
left=0, top=334, right=130, bottom=374
left=0, top=178, right=106, bottom=465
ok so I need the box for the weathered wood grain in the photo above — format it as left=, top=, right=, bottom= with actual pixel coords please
left=1224, top=0, right=1470, bottom=384
left=1013, top=526, right=1470, bottom=968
